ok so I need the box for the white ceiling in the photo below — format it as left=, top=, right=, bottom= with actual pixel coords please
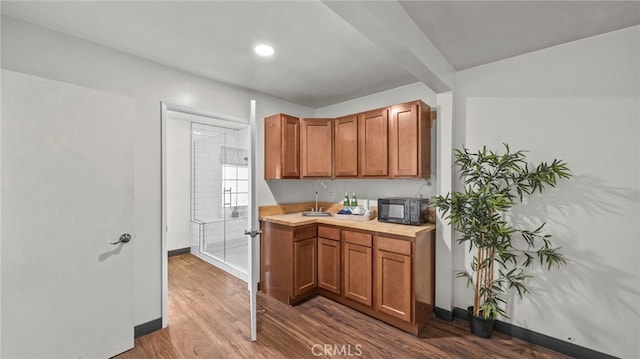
left=400, top=1, right=640, bottom=70
left=2, top=1, right=639, bottom=108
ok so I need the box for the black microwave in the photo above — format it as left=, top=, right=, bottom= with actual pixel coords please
left=377, top=197, right=429, bottom=226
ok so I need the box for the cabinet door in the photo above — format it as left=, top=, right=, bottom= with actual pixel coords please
left=359, top=108, right=388, bottom=177
left=389, top=101, right=432, bottom=178
left=300, top=118, right=333, bottom=178
left=264, top=114, right=282, bottom=180
left=318, top=238, right=341, bottom=294
left=375, top=250, right=412, bottom=322
left=264, top=114, right=300, bottom=179
left=294, top=237, right=317, bottom=297
left=343, top=243, right=372, bottom=306
left=334, top=115, right=358, bottom=177
left=281, top=115, right=301, bottom=178
left=389, top=102, right=419, bottom=177
left=260, top=222, right=294, bottom=304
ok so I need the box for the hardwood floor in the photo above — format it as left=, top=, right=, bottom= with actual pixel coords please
left=115, top=254, right=569, bottom=359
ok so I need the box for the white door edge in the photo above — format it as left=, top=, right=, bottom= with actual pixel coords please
left=247, top=99, right=259, bottom=341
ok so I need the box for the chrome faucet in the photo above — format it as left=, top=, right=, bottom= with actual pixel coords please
left=310, top=191, right=324, bottom=213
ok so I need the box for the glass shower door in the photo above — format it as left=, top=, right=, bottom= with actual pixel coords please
left=221, top=126, right=250, bottom=272
left=191, top=122, right=249, bottom=278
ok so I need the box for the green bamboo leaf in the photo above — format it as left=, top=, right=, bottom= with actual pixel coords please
left=431, top=144, right=570, bottom=320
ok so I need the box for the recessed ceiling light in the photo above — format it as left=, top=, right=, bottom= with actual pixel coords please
left=254, top=44, right=274, bottom=57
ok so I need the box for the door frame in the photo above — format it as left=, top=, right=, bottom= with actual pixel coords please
left=160, top=102, right=249, bottom=328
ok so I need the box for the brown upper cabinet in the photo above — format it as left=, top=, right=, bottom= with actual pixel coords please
left=300, top=118, right=333, bottom=178
left=333, top=114, right=359, bottom=178
left=264, top=100, right=434, bottom=180
left=264, top=113, right=300, bottom=179
left=359, top=108, right=389, bottom=177
left=389, top=100, right=432, bottom=178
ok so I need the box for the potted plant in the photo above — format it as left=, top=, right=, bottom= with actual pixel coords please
left=432, top=144, right=571, bottom=338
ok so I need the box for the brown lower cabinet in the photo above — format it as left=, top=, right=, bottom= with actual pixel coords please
left=375, top=235, right=412, bottom=322
left=342, top=230, right=373, bottom=306
left=260, top=221, right=435, bottom=335
left=294, top=237, right=317, bottom=297
left=317, top=225, right=341, bottom=294
left=260, top=222, right=317, bottom=304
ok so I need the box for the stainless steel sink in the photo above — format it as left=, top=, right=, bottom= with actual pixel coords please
left=301, top=211, right=332, bottom=217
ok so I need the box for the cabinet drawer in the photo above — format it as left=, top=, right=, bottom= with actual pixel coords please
left=343, top=230, right=372, bottom=247
left=318, top=225, right=340, bottom=240
left=376, top=235, right=411, bottom=256
left=295, top=226, right=317, bottom=241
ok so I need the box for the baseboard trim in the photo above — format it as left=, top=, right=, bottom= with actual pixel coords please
left=451, top=306, right=617, bottom=359
left=453, top=306, right=469, bottom=321
left=434, top=306, right=454, bottom=321
left=168, top=247, right=190, bottom=257
left=134, top=317, right=163, bottom=338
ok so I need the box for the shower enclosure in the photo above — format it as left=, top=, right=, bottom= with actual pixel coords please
left=190, top=122, right=249, bottom=279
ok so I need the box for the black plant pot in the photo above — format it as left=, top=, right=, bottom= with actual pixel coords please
left=467, top=306, right=495, bottom=339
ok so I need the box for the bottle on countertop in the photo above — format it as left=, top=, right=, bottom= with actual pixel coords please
left=350, top=192, right=358, bottom=207
left=343, top=192, right=350, bottom=207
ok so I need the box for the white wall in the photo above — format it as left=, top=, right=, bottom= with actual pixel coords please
left=0, top=15, right=316, bottom=326
left=315, top=82, right=437, bottom=117
left=455, top=25, right=639, bottom=358
left=0, top=44, right=3, bottom=357
left=167, top=118, right=191, bottom=251
left=434, top=92, right=454, bottom=314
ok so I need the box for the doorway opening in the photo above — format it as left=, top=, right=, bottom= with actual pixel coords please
left=161, top=102, right=250, bottom=328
